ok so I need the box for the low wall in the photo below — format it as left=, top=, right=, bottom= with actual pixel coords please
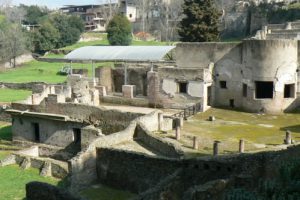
left=135, top=124, right=184, bottom=158
left=0, top=82, right=48, bottom=90
left=96, top=148, right=181, bottom=193
left=14, top=153, right=69, bottom=179
left=68, top=121, right=137, bottom=192
left=100, top=95, right=150, bottom=108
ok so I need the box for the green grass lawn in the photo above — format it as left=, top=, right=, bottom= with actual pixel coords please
left=178, top=108, right=300, bottom=156
left=0, top=122, right=61, bottom=200
left=0, top=165, right=61, bottom=200
left=0, top=89, right=32, bottom=103
left=60, top=33, right=169, bottom=51
left=80, top=184, right=136, bottom=200
left=0, top=60, right=112, bottom=84
left=42, top=53, right=65, bottom=58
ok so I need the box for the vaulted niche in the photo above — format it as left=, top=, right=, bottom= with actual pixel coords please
left=255, top=81, right=273, bottom=99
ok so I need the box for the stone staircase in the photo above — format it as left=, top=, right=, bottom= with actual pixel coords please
left=255, top=20, right=300, bottom=40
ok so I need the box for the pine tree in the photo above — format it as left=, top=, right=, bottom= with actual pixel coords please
left=178, top=0, right=220, bottom=42
left=107, top=15, right=132, bottom=46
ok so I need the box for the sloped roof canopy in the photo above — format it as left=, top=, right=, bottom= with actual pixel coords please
left=64, top=46, right=176, bottom=62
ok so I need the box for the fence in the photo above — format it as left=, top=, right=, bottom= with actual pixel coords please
left=172, top=102, right=202, bottom=120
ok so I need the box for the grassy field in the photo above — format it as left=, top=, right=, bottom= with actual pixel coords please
left=0, top=165, right=61, bottom=200
left=0, top=60, right=113, bottom=84
left=0, top=122, right=61, bottom=200
left=0, top=89, right=32, bottom=103
left=80, top=184, right=136, bottom=200
left=170, top=108, right=300, bottom=156
left=60, top=33, right=169, bottom=51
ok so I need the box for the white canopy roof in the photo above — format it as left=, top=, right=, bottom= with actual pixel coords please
left=64, top=46, right=176, bottom=62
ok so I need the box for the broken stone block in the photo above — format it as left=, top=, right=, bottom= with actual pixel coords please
left=20, top=157, right=31, bottom=170
left=213, top=141, right=221, bottom=156
left=208, top=116, right=216, bottom=121
left=40, top=161, right=51, bottom=177
left=122, top=85, right=136, bottom=99
left=95, top=86, right=107, bottom=97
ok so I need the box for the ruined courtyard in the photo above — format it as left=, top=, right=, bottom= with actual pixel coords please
left=0, top=18, right=299, bottom=200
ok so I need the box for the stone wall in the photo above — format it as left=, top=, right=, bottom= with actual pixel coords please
left=96, top=148, right=181, bottom=193
left=0, top=82, right=48, bottom=90
left=176, top=40, right=300, bottom=113
left=113, top=67, right=149, bottom=96
left=13, top=152, right=69, bottom=179
left=176, top=42, right=242, bottom=69
left=12, top=102, right=143, bottom=135
left=95, top=144, right=300, bottom=199
left=0, top=54, right=34, bottom=68
left=12, top=115, right=83, bottom=148
left=68, top=110, right=170, bottom=192
left=100, top=95, right=149, bottom=107
left=135, top=124, right=184, bottom=158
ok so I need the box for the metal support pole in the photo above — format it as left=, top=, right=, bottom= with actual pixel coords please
left=124, top=63, right=128, bottom=85
left=151, top=62, right=154, bottom=72
left=70, top=61, right=73, bottom=75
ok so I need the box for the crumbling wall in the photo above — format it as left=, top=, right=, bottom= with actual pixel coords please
left=95, top=144, right=300, bottom=199
left=113, top=67, right=149, bottom=96
left=12, top=115, right=83, bottom=148
left=96, top=148, right=181, bottom=193
left=12, top=102, right=143, bottom=135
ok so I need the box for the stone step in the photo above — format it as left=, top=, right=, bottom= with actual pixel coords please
left=0, top=155, right=16, bottom=167
left=40, top=161, right=51, bottom=177
left=20, top=157, right=31, bottom=170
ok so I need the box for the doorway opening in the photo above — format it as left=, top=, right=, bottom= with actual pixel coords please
left=73, top=128, right=81, bottom=144
left=32, top=123, right=40, bottom=142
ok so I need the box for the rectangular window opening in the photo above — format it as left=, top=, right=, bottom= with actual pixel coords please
left=243, top=84, right=247, bottom=97
left=284, top=84, right=295, bottom=98
left=178, top=82, right=187, bottom=93
left=73, top=128, right=81, bottom=144
left=255, top=81, right=273, bottom=99
left=230, top=99, right=235, bottom=108
left=220, top=81, right=227, bottom=89
left=32, top=123, right=40, bottom=142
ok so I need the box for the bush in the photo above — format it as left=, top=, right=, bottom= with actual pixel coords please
left=107, top=15, right=132, bottom=46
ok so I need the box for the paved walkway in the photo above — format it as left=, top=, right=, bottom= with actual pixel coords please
left=101, top=103, right=180, bottom=116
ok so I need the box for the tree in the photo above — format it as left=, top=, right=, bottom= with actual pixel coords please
left=49, top=13, right=84, bottom=48
left=107, top=14, right=132, bottom=45
left=21, top=5, right=48, bottom=25
left=31, top=21, right=59, bottom=53
left=178, top=0, right=220, bottom=42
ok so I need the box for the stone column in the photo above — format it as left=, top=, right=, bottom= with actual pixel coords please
left=180, top=117, right=184, bottom=128
left=175, top=118, right=181, bottom=141
left=158, top=113, right=164, bottom=131
left=285, top=130, right=292, bottom=145
left=213, top=141, right=220, bottom=156
left=239, top=139, right=245, bottom=153
left=95, top=67, right=112, bottom=92
left=147, top=71, right=160, bottom=107
left=193, top=136, right=198, bottom=150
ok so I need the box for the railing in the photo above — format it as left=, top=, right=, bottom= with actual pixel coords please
left=172, top=102, right=202, bottom=120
